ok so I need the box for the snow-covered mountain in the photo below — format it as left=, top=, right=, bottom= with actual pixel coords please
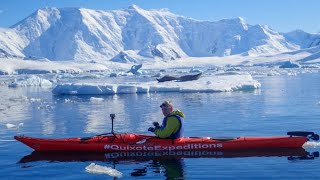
left=0, top=5, right=319, bottom=61
left=283, top=30, right=320, bottom=49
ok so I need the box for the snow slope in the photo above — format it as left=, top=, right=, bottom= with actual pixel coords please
left=0, top=5, right=319, bottom=61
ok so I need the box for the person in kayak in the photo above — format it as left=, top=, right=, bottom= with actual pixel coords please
left=148, top=101, right=185, bottom=139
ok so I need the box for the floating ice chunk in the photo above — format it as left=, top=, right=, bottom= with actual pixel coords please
left=85, top=163, right=122, bottom=178
left=52, top=83, right=116, bottom=95
left=225, top=67, right=241, bottom=71
left=117, top=85, right=137, bottom=94
left=287, top=72, right=297, bottom=76
left=302, top=64, right=320, bottom=69
left=189, top=67, right=202, bottom=73
left=6, top=123, right=16, bottom=129
left=29, top=98, right=42, bottom=103
left=303, top=141, right=320, bottom=148
left=9, top=95, right=28, bottom=102
left=215, top=71, right=244, bottom=76
left=52, top=74, right=260, bottom=95
left=136, top=86, right=149, bottom=93
left=6, top=123, right=23, bottom=129
left=8, top=75, right=52, bottom=88
left=90, top=97, right=104, bottom=103
left=267, top=70, right=281, bottom=76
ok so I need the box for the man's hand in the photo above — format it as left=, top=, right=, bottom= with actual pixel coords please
left=153, top=122, right=160, bottom=128
left=148, top=127, right=155, bottom=132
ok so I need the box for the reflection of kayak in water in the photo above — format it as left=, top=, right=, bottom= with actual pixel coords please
left=18, top=148, right=320, bottom=179
left=18, top=148, right=319, bottom=163
left=14, top=131, right=319, bottom=152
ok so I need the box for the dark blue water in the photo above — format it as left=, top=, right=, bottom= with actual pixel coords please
left=1, top=73, right=320, bottom=179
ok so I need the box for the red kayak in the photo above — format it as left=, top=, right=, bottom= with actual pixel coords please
left=14, top=131, right=319, bottom=152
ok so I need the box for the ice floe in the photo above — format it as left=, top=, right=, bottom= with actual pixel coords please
left=85, top=163, right=122, bottom=177
left=6, top=123, right=24, bottom=129
left=8, top=75, right=52, bottom=87
left=303, top=141, right=320, bottom=148
left=52, top=74, right=261, bottom=95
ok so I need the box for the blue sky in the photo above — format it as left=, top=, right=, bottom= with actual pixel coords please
left=0, top=0, right=319, bottom=33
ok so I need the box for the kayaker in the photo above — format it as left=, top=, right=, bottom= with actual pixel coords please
left=148, top=101, right=185, bottom=139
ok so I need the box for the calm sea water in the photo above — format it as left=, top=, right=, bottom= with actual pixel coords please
left=1, top=73, right=320, bottom=179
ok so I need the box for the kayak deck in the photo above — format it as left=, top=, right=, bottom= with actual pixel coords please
left=14, top=133, right=310, bottom=152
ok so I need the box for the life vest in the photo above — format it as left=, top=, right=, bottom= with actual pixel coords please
left=161, top=114, right=184, bottom=139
